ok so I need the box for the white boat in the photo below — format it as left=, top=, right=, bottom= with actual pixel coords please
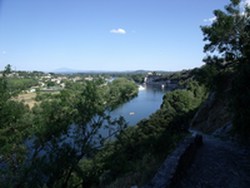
left=129, top=112, right=135, bottom=115
left=138, top=85, right=145, bottom=91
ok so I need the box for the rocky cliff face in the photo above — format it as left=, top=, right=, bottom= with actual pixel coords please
left=190, top=91, right=233, bottom=137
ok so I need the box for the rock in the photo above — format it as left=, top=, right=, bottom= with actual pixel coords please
left=143, top=135, right=203, bottom=188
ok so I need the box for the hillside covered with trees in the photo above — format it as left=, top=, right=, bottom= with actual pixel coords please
left=0, top=0, right=249, bottom=187
left=197, top=0, right=250, bottom=141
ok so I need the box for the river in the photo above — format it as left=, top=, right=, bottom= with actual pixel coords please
left=24, top=84, right=168, bottom=161
left=110, top=84, right=168, bottom=126
left=4, top=84, right=168, bottom=184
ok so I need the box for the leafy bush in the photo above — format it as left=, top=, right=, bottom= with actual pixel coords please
left=7, top=78, right=38, bottom=95
left=76, top=81, right=208, bottom=187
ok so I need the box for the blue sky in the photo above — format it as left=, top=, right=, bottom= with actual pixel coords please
left=0, top=0, right=230, bottom=72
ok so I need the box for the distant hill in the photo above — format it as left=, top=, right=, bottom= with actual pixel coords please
left=52, top=68, right=80, bottom=74
left=52, top=68, right=176, bottom=75
left=52, top=68, right=146, bottom=74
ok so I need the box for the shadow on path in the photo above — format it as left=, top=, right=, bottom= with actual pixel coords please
left=176, top=131, right=250, bottom=188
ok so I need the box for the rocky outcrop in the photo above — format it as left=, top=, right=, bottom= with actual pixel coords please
left=190, top=92, right=232, bottom=135
left=143, top=134, right=202, bottom=188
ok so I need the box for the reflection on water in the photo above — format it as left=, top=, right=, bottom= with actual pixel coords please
left=110, top=84, right=168, bottom=126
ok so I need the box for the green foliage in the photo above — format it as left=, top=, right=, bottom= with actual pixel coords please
left=107, top=78, right=138, bottom=109
left=201, top=0, right=250, bottom=141
left=162, top=81, right=206, bottom=114
left=4, top=78, right=137, bottom=187
left=129, top=74, right=145, bottom=84
left=0, top=76, right=9, bottom=103
left=4, top=64, right=12, bottom=75
left=46, top=80, right=56, bottom=87
left=7, top=78, right=38, bottom=94
left=21, top=81, right=107, bottom=186
left=0, top=68, right=31, bottom=186
left=201, top=0, right=250, bottom=66
left=192, top=64, right=220, bottom=89
left=1, top=65, right=39, bottom=95
left=0, top=66, right=208, bottom=187
left=35, top=92, right=55, bottom=101
left=76, top=81, right=207, bottom=187
left=159, top=81, right=207, bottom=133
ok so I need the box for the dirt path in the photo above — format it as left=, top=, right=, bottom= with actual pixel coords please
left=176, top=133, right=250, bottom=188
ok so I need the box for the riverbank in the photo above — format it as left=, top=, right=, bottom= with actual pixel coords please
left=89, top=81, right=207, bottom=187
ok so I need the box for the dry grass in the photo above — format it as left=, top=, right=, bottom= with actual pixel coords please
left=16, top=92, right=37, bottom=109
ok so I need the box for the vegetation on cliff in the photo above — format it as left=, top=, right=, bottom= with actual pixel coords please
left=0, top=69, right=139, bottom=187
left=198, top=0, right=250, bottom=142
left=75, top=80, right=207, bottom=187
left=0, top=0, right=249, bottom=187
left=0, top=64, right=208, bottom=187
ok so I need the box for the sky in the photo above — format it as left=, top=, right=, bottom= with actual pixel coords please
left=0, top=0, right=234, bottom=72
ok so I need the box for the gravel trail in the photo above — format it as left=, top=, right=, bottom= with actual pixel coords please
left=176, top=133, right=250, bottom=188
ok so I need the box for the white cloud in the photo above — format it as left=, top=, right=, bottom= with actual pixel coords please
left=110, top=28, right=126, bottom=34
left=203, top=16, right=216, bottom=23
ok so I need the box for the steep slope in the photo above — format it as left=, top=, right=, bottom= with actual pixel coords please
left=190, top=90, right=232, bottom=137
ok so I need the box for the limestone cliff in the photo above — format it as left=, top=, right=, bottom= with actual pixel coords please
left=190, top=90, right=233, bottom=137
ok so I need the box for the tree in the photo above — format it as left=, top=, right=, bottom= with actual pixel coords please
left=201, top=0, right=250, bottom=67
left=0, top=65, right=30, bottom=186
left=107, top=78, right=138, bottom=109
left=201, top=0, right=250, bottom=141
left=16, top=80, right=131, bottom=187
left=4, top=64, right=12, bottom=75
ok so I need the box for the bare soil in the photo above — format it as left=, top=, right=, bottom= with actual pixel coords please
left=16, top=92, right=37, bottom=108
